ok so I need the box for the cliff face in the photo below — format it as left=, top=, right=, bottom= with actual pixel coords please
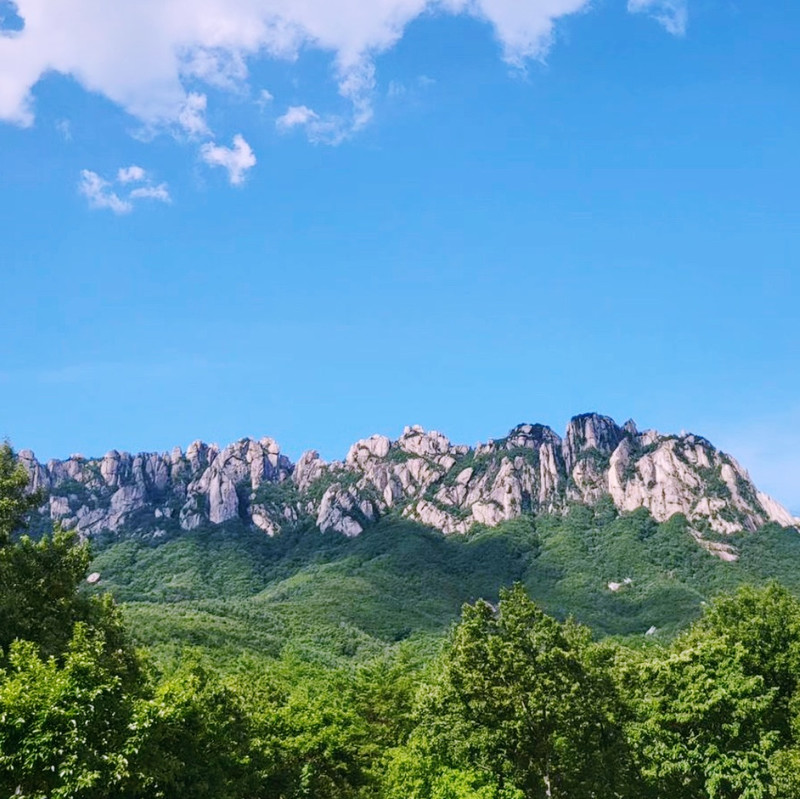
left=18, top=413, right=799, bottom=541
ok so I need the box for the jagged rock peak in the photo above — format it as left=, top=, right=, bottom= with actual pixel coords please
left=346, top=435, right=391, bottom=466
left=16, top=414, right=799, bottom=544
left=19, top=436, right=293, bottom=538
left=563, top=413, right=626, bottom=472
left=398, top=426, right=455, bottom=458
left=504, top=423, right=562, bottom=448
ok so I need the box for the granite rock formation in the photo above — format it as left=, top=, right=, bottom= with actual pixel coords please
left=18, top=413, right=799, bottom=543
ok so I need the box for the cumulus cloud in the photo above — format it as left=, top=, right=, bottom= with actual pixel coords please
left=200, top=134, right=256, bottom=185
left=0, top=0, right=689, bottom=152
left=78, top=166, right=171, bottom=213
left=627, top=0, right=688, bottom=35
left=0, top=0, right=610, bottom=140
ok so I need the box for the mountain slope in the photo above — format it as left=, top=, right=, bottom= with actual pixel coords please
left=89, top=508, right=800, bottom=666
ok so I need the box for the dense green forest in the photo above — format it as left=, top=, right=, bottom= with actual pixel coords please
left=91, top=492, right=800, bottom=666
left=4, top=442, right=800, bottom=797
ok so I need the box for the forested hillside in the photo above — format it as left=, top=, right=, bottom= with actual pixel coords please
left=4, top=440, right=800, bottom=796
left=90, top=499, right=800, bottom=665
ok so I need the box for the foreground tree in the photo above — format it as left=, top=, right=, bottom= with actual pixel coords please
left=124, top=663, right=260, bottom=799
left=0, top=443, right=138, bottom=665
left=0, top=442, right=39, bottom=545
left=0, top=444, right=144, bottom=797
left=0, top=625, right=137, bottom=799
left=409, top=584, right=634, bottom=799
left=622, top=584, right=800, bottom=799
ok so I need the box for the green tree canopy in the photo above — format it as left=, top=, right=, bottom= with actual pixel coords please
left=623, top=584, right=800, bottom=799
left=415, top=583, right=634, bottom=799
left=0, top=442, right=40, bottom=545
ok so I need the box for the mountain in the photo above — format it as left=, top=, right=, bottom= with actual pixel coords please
left=19, top=412, right=798, bottom=547
left=14, top=413, right=800, bottom=659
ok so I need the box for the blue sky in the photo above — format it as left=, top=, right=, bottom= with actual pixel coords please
left=1, top=0, right=798, bottom=512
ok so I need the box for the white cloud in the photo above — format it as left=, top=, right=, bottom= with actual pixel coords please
left=0, top=0, right=690, bottom=156
left=276, top=105, right=319, bottom=131
left=117, top=165, right=146, bottom=184
left=276, top=100, right=372, bottom=145
left=181, top=48, right=248, bottom=91
left=78, top=170, right=132, bottom=215
left=79, top=166, right=171, bottom=213
left=627, top=0, right=688, bottom=35
left=200, top=134, right=256, bottom=185
left=256, top=88, right=274, bottom=108
left=130, top=183, right=171, bottom=202
left=0, top=0, right=617, bottom=141
left=177, top=92, right=209, bottom=136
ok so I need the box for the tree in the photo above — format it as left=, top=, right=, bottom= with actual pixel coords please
left=0, top=624, right=136, bottom=799
left=623, top=584, right=800, bottom=799
left=384, top=742, right=525, bottom=799
left=0, top=442, right=40, bottom=545
left=0, top=443, right=139, bottom=667
left=0, top=528, right=102, bottom=659
left=625, top=636, right=777, bottom=799
left=692, top=583, right=800, bottom=740
left=418, top=584, right=634, bottom=799
left=124, top=663, right=260, bottom=799
left=0, top=443, right=144, bottom=797
left=250, top=668, right=374, bottom=799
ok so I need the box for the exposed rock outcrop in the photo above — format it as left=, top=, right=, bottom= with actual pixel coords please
left=17, top=414, right=799, bottom=543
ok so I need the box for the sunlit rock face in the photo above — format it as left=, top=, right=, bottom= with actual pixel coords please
left=18, top=413, right=798, bottom=541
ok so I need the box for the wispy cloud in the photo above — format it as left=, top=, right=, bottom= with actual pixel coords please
left=386, top=74, right=435, bottom=104
left=55, top=118, right=72, bottom=140
left=200, top=134, right=256, bottom=185
left=78, top=165, right=171, bottom=214
left=130, top=183, right=171, bottom=202
left=627, top=0, right=688, bottom=35
left=256, top=88, right=274, bottom=109
left=275, top=90, right=373, bottom=146
left=78, top=170, right=132, bottom=214
left=177, top=92, right=209, bottom=137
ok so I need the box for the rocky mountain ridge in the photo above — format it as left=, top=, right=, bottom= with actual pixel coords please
left=18, top=413, right=799, bottom=543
